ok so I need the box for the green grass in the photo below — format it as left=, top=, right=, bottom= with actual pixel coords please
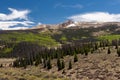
left=0, top=32, right=59, bottom=47
left=3, top=48, right=13, bottom=54
left=98, top=34, right=120, bottom=41
left=0, top=32, right=60, bottom=55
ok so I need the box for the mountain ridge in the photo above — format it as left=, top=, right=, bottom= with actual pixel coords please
left=32, top=20, right=120, bottom=30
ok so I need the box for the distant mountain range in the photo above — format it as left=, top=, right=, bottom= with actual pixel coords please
left=32, top=20, right=120, bottom=30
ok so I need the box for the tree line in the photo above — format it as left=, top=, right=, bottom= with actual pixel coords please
left=11, top=39, right=120, bottom=70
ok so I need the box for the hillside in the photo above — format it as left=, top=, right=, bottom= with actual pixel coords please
left=0, top=24, right=120, bottom=56
left=0, top=23, right=120, bottom=80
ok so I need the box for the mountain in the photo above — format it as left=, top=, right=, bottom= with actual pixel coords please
left=31, top=20, right=74, bottom=30
left=32, top=20, right=120, bottom=30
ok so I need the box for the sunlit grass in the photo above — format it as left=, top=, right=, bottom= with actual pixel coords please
left=0, top=32, right=59, bottom=47
left=98, top=34, right=120, bottom=41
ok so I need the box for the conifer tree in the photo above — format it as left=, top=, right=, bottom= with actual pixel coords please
left=95, top=43, right=98, bottom=50
left=29, top=58, right=33, bottom=65
left=84, top=48, right=89, bottom=56
left=80, top=49, right=84, bottom=55
left=57, top=58, right=62, bottom=71
left=22, top=59, right=27, bottom=68
left=35, top=56, right=42, bottom=66
left=47, top=58, right=52, bottom=69
left=61, top=60, right=65, bottom=69
left=0, top=64, right=3, bottom=68
left=74, top=53, right=78, bottom=62
left=117, top=48, right=120, bottom=57
left=35, top=60, right=39, bottom=66
left=107, top=47, right=111, bottom=54
left=68, top=60, right=72, bottom=70
left=115, top=44, right=118, bottom=49
left=43, top=59, right=47, bottom=68
left=13, top=59, right=19, bottom=67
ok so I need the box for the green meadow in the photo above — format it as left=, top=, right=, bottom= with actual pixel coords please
left=98, top=34, right=120, bottom=41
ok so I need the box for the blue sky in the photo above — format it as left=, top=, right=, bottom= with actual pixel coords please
left=0, top=0, right=120, bottom=30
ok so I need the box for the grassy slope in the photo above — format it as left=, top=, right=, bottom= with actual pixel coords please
left=98, top=34, right=120, bottom=41
left=0, top=32, right=59, bottom=47
left=0, top=31, right=59, bottom=55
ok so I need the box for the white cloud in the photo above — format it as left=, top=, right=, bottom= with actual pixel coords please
left=55, top=4, right=83, bottom=9
left=68, top=12, right=120, bottom=22
left=0, top=8, right=30, bottom=21
left=0, top=8, right=34, bottom=30
left=1, top=27, right=28, bottom=30
left=0, top=21, right=33, bottom=29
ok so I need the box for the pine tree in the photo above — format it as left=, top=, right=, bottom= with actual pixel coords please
left=61, top=60, right=65, bottom=69
left=74, top=53, right=78, bottom=62
left=68, top=60, right=72, bottom=70
left=35, top=60, right=39, bottom=66
left=115, top=44, right=118, bottom=49
left=43, top=59, right=46, bottom=68
left=57, top=58, right=62, bottom=71
left=0, top=64, right=3, bottom=68
left=35, top=56, right=42, bottom=66
left=117, top=48, right=120, bottom=57
left=80, top=49, right=84, bottom=55
left=38, top=56, right=42, bottom=63
left=13, top=60, right=18, bottom=67
left=91, top=48, right=94, bottom=54
left=84, top=48, right=88, bottom=56
left=99, top=42, right=102, bottom=47
left=95, top=43, right=98, bottom=50
left=22, top=59, right=27, bottom=68
left=29, top=58, right=33, bottom=65
left=47, top=58, right=52, bottom=70
left=107, top=47, right=111, bottom=54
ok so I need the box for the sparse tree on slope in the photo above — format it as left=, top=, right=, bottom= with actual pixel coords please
left=61, top=60, right=65, bottom=69
left=107, top=47, right=111, bottom=54
left=68, top=60, right=72, bottom=70
left=74, top=53, right=78, bottom=62
left=47, top=58, right=52, bottom=70
left=57, top=58, right=62, bottom=71
left=117, top=48, right=120, bottom=57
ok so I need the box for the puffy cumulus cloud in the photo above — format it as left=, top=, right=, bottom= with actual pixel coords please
left=0, top=8, right=34, bottom=30
left=0, top=8, right=30, bottom=21
left=68, top=12, right=120, bottom=22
